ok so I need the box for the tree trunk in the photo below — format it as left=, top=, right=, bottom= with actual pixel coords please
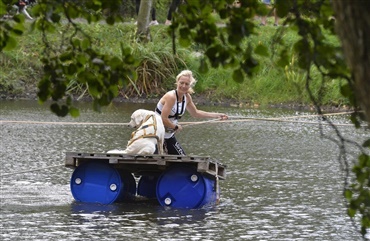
left=136, top=0, right=152, bottom=42
left=332, top=1, right=370, bottom=124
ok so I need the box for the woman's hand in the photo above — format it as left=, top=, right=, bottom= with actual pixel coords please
left=218, top=114, right=228, bottom=120
left=175, top=124, right=183, bottom=133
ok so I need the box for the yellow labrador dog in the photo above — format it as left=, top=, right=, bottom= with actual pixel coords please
left=108, top=109, right=165, bottom=155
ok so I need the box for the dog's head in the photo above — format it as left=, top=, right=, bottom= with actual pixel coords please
left=129, top=109, right=153, bottom=128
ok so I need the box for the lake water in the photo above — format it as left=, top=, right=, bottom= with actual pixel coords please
left=1, top=100, right=368, bottom=240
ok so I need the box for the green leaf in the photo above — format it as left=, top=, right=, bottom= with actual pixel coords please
left=106, top=16, right=115, bottom=25
left=275, top=0, right=292, bottom=18
left=81, top=38, right=91, bottom=50
left=93, top=99, right=102, bottom=113
left=109, top=56, right=124, bottom=69
left=88, top=82, right=101, bottom=97
left=179, top=27, right=191, bottom=40
left=232, top=69, right=244, bottom=83
left=294, top=39, right=311, bottom=69
left=50, top=13, right=61, bottom=23
left=363, top=140, right=370, bottom=148
left=3, top=36, right=17, bottom=51
left=254, top=44, right=269, bottom=57
left=59, top=105, right=69, bottom=117
left=50, top=103, right=69, bottom=117
left=109, top=85, right=119, bottom=97
left=11, top=23, right=25, bottom=36
left=13, top=14, right=25, bottom=23
left=0, top=1, right=7, bottom=15
left=340, top=83, right=352, bottom=97
left=359, top=154, right=370, bottom=166
left=69, top=107, right=80, bottom=117
left=37, top=77, right=51, bottom=102
left=72, top=38, right=81, bottom=48
left=76, top=54, right=88, bottom=65
left=66, top=6, right=79, bottom=19
left=348, top=207, right=356, bottom=218
left=277, top=50, right=290, bottom=68
left=350, top=112, right=361, bottom=128
left=66, top=64, right=78, bottom=76
left=199, top=58, right=209, bottom=74
left=36, top=20, right=56, bottom=33
left=66, top=96, right=72, bottom=106
left=179, top=36, right=191, bottom=47
left=344, top=189, right=353, bottom=200
left=60, top=52, right=73, bottom=62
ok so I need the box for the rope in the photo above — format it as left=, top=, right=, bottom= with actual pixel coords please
left=180, top=111, right=358, bottom=127
left=228, top=111, right=353, bottom=120
left=0, top=111, right=358, bottom=127
left=181, top=118, right=357, bottom=126
left=0, top=164, right=65, bottom=177
left=0, top=120, right=130, bottom=125
left=180, top=118, right=221, bottom=126
left=181, top=118, right=355, bottom=126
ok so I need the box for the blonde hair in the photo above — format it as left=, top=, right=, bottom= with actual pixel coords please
left=175, top=70, right=197, bottom=94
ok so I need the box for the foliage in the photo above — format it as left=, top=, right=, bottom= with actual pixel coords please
left=0, top=0, right=369, bottom=237
left=1, top=0, right=138, bottom=116
left=1, top=20, right=346, bottom=106
left=168, top=0, right=369, bottom=237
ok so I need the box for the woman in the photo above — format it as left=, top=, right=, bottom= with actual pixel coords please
left=14, top=0, right=33, bottom=20
left=155, top=70, right=228, bottom=155
left=259, top=0, right=279, bottom=26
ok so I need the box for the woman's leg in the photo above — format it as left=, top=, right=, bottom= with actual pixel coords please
left=21, top=7, right=33, bottom=20
left=135, top=0, right=141, bottom=15
left=151, top=7, right=156, bottom=21
left=166, top=0, right=182, bottom=24
left=164, top=135, right=186, bottom=155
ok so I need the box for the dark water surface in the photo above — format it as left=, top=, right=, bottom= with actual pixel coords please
left=1, top=100, right=368, bottom=240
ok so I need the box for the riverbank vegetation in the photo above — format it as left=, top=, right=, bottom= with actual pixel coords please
left=1, top=1, right=369, bottom=237
left=0, top=17, right=347, bottom=108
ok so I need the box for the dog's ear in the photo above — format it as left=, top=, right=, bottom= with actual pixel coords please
left=139, top=110, right=148, bottom=121
left=133, top=110, right=144, bottom=126
left=141, top=110, right=149, bottom=119
left=135, top=115, right=142, bottom=126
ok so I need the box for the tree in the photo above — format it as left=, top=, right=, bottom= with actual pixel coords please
left=331, top=1, right=370, bottom=236
left=1, top=0, right=138, bottom=115
left=0, top=0, right=369, bottom=237
left=331, top=1, right=370, bottom=124
left=136, top=0, right=153, bottom=42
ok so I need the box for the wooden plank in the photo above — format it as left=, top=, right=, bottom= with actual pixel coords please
left=65, top=154, right=76, bottom=168
left=64, top=152, right=227, bottom=179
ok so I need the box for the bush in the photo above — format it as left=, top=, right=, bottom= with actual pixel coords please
left=0, top=17, right=348, bottom=107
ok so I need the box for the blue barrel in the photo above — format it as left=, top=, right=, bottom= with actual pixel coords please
left=156, top=164, right=218, bottom=209
left=137, top=175, right=159, bottom=199
left=70, top=161, right=136, bottom=204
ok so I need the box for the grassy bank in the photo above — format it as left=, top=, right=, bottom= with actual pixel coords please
left=0, top=18, right=348, bottom=108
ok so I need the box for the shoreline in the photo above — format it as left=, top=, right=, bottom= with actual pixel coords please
left=1, top=91, right=352, bottom=113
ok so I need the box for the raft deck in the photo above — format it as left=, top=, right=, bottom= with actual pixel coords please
left=65, top=152, right=227, bottom=180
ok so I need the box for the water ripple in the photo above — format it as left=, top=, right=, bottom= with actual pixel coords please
left=1, top=101, right=367, bottom=241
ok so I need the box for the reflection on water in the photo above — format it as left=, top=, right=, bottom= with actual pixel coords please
left=1, top=100, right=367, bottom=240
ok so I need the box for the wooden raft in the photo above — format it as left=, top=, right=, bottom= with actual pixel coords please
left=65, top=152, right=227, bottom=180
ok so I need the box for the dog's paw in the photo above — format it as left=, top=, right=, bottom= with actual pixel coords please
left=107, top=149, right=126, bottom=154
